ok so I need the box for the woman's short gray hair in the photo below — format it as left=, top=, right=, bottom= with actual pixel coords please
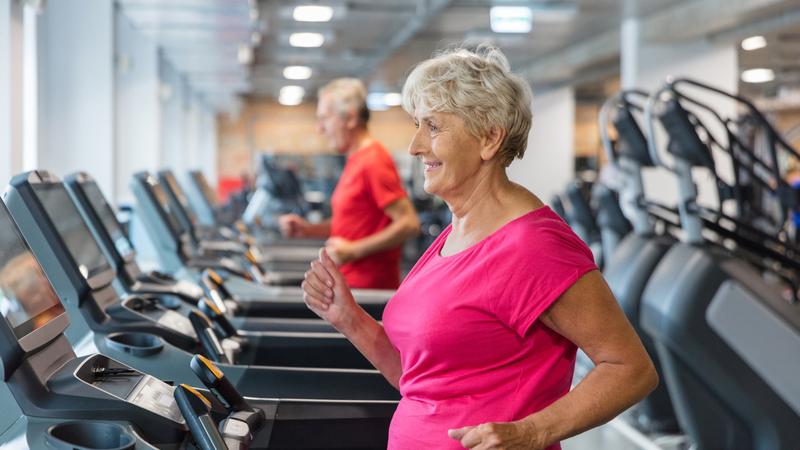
left=402, top=45, right=533, bottom=167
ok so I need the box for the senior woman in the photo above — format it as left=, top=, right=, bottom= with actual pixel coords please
left=302, top=46, right=657, bottom=450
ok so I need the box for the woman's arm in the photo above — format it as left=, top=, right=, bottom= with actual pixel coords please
left=302, top=249, right=402, bottom=388
left=450, top=270, right=658, bottom=449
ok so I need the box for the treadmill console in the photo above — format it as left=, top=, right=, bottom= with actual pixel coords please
left=32, top=183, right=112, bottom=281
left=75, top=353, right=185, bottom=424
left=121, top=296, right=197, bottom=339
left=81, top=180, right=135, bottom=260
left=0, top=202, right=68, bottom=354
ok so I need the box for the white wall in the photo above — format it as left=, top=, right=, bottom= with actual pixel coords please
left=0, top=0, right=24, bottom=186
left=183, top=93, right=200, bottom=174
left=625, top=37, right=738, bottom=209
left=159, top=56, right=186, bottom=172
left=37, top=0, right=115, bottom=197
left=199, top=103, right=218, bottom=186
left=508, top=86, right=576, bottom=204
left=114, top=10, right=160, bottom=205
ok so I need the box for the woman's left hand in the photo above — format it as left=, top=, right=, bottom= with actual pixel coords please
left=448, top=421, right=545, bottom=450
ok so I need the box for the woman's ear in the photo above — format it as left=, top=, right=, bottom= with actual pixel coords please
left=479, top=126, right=507, bottom=162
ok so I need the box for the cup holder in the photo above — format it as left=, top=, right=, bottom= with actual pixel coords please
left=106, top=332, right=164, bottom=357
left=46, top=422, right=135, bottom=450
left=156, top=295, right=182, bottom=310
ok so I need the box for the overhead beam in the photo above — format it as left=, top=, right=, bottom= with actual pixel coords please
left=517, top=28, right=619, bottom=84
left=360, top=0, right=453, bottom=78
left=517, top=0, right=796, bottom=85
left=641, top=0, right=790, bottom=43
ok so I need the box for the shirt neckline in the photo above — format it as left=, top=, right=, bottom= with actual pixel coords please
left=435, top=206, right=551, bottom=260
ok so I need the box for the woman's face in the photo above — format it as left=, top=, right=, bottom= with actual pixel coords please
left=408, top=107, right=486, bottom=199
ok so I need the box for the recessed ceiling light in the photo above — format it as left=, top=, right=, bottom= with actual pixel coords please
left=283, top=66, right=312, bottom=80
left=279, top=85, right=305, bottom=105
left=741, top=35, right=767, bottom=51
left=237, top=44, right=253, bottom=65
left=293, top=5, right=334, bottom=22
left=289, top=32, right=325, bottom=48
left=741, top=68, right=775, bottom=83
left=383, top=93, right=402, bottom=106
left=366, top=92, right=402, bottom=111
left=490, top=6, right=533, bottom=33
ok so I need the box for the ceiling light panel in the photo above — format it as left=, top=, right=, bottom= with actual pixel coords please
left=741, top=68, right=775, bottom=83
left=283, top=65, right=313, bottom=80
left=490, top=6, right=532, bottom=33
left=289, top=32, right=325, bottom=48
left=293, top=5, right=334, bottom=22
left=741, top=35, right=767, bottom=51
left=279, top=85, right=306, bottom=105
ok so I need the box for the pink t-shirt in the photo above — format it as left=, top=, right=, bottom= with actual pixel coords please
left=383, top=206, right=597, bottom=450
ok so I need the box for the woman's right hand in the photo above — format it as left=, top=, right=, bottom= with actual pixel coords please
left=302, top=249, right=359, bottom=330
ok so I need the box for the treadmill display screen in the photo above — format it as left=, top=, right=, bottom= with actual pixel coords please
left=151, top=181, right=183, bottom=235
left=192, top=172, right=218, bottom=207
left=33, top=184, right=110, bottom=279
left=162, top=172, right=198, bottom=226
left=0, top=204, right=65, bottom=339
left=82, top=181, right=134, bottom=259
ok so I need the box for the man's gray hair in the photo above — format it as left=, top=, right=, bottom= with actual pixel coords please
left=318, top=78, right=370, bottom=125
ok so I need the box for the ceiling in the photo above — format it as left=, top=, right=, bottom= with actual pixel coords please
left=116, top=0, right=800, bottom=111
left=251, top=0, right=682, bottom=98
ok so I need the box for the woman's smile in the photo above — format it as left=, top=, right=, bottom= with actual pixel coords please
left=423, top=160, right=443, bottom=173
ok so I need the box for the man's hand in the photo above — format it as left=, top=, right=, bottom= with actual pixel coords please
left=325, top=237, right=359, bottom=265
left=448, top=421, right=545, bottom=450
left=278, top=214, right=310, bottom=238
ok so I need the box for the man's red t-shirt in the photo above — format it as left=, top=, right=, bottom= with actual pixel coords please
left=330, top=141, right=407, bottom=289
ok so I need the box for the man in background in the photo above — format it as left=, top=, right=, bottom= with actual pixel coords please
left=279, top=78, right=419, bottom=289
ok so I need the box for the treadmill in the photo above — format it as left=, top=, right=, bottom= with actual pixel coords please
left=131, top=170, right=307, bottom=287
left=65, top=171, right=336, bottom=334
left=132, top=171, right=394, bottom=320
left=158, top=169, right=319, bottom=270
left=184, top=169, right=325, bottom=249
left=3, top=170, right=399, bottom=399
left=0, top=200, right=395, bottom=448
left=640, top=78, right=800, bottom=449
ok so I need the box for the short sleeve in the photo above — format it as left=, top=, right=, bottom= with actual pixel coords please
left=364, top=150, right=407, bottom=209
left=488, top=220, right=598, bottom=337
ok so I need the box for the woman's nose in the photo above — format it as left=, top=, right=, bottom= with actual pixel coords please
left=408, top=129, right=426, bottom=156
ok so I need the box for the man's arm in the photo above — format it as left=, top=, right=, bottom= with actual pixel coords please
left=278, top=214, right=331, bottom=238
left=327, top=197, right=420, bottom=263
left=303, top=219, right=332, bottom=238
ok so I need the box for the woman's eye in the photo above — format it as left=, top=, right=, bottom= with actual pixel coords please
left=428, top=123, right=439, bottom=133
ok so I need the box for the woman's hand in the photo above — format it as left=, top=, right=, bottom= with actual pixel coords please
left=302, top=248, right=359, bottom=330
left=448, top=420, right=545, bottom=450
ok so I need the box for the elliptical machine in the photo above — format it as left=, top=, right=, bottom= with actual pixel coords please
left=640, top=78, right=800, bottom=449
left=595, top=89, right=682, bottom=433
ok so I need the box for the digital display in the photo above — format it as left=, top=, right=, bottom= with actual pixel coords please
left=33, top=184, right=110, bottom=279
left=162, top=172, right=198, bottom=226
left=82, top=181, right=134, bottom=259
left=192, top=172, right=218, bottom=207
left=150, top=180, right=183, bottom=235
left=0, top=203, right=65, bottom=339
